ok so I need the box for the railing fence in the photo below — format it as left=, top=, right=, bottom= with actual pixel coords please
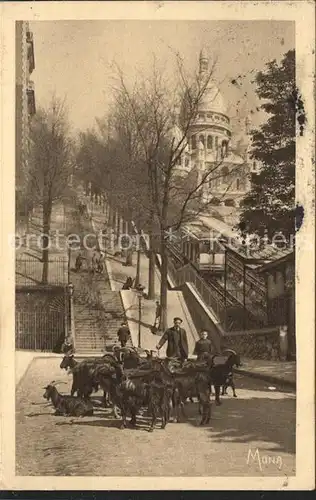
left=166, top=249, right=265, bottom=331
left=15, top=257, right=69, bottom=286
left=16, top=310, right=65, bottom=351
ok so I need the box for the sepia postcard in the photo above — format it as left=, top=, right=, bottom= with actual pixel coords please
left=0, top=0, right=315, bottom=491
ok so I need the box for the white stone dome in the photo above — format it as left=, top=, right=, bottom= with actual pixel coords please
left=198, top=82, right=227, bottom=116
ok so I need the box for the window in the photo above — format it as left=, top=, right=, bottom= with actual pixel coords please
left=191, top=135, right=196, bottom=149
left=215, top=136, right=218, bottom=149
left=185, top=158, right=189, bottom=168
left=236, top=178, right=240, bottom=190
left=199, top=135, right=205, bottom=146
left=207, top=135, right=213, bottom=149
left=253, top=161, right=257, bottom=171
left=177, top=156, right=181, bottom=166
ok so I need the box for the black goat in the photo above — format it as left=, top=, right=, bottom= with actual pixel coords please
left=96, top=363, right=170, bottom=432
left=221, top=371, right=237, bottom=398
left=43, top=381, right=94, bottom=417
left=113, top=346, right=153, bottom=369
left=209, top=349, right=241, bottom=405
left=60, top=353, right=119, bottom=411
left=60, top=355, right=99, bottom=399
left=163, top=359, right=212, bottom=425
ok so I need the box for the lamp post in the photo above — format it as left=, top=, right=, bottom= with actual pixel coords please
left=136, top=285, right=145, bottom=348
left=67, top=246, right=71, bottom=284
left=67, top=282, right=74, bottom=348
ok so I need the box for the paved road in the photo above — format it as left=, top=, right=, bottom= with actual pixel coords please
left=16, top=358, right=295, bottom=477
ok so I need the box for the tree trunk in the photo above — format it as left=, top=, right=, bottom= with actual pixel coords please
left=116, top=212, right=120, bottom=241
left=147, top=217, right=156, bottom=300
left=135, top=248, right=141, bottom=287
left=125, top=248, right=133, bottom=266
left=148, top=249, right=156, bottom=300
left=42, top=202, right=52, bottom=284
left=159, top=229, right=168, bottom=332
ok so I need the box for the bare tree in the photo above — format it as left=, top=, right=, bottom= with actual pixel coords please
left=76, top=52, right=237, bottom=331
left=110, top=53, right=232, bottom=331
left=29, top=96, right=74, bottom=283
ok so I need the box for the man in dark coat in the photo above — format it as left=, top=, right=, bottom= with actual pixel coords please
left=153, top=301, right=161, bottom=328
left=117, top=321, right=130, bottom=347
left=193, top=330, right=213, bottom=361
left=156, top=317, right=188, bottom=361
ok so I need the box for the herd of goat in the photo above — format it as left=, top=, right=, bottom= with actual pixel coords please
left=43, top=347, right=242, bottom=432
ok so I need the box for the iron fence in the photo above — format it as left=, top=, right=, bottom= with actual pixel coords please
left=15, top=257, right=68, bottom=286
left=166, top=254, right=266, bottom=331
left=16, top=310, right=65, bottom=351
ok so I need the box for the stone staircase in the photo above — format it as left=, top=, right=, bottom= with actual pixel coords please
left=71, top=270, right=130, bottom=354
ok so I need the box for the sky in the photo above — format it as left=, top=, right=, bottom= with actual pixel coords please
left=30, top=20, right=295, bottom=137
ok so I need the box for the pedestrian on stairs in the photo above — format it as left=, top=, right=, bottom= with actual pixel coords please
left=97, top=251, right=105, bottom=273
left=91, top=250, right=99, bottom=274
left=75, top=251, right=84, bottom=272
left=153, top=301, right=161, bottom=329
left=117, top=321, right=130, bottom=348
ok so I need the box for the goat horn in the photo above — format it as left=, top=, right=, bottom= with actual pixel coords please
left=51, top=380, right=67, bottom=386
left=222, top=349, right=237, bottom=356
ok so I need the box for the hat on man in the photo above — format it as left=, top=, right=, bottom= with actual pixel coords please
left=173, top=317, right=183, bottom=323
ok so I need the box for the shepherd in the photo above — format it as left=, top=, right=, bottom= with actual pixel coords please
left=156, top=317, right=188, bottom=362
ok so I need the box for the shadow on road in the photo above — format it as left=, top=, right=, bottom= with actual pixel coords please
left=181, top=395, right=295, bottom=455
left=231, top=374, right=295, bottom=394
left=55, top=414, right=155, bottom=432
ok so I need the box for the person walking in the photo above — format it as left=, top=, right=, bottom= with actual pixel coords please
left=156, top=317, right=188, bottom=361
left=91, top=250, right=99, bottom=274
left=122, top=276, right=133, bottom=290
left=97, top=251, right=105, bottom=273
left=153, top=301, right=161, bottom=329
left=75, top=251, right=84, bottom=272
left=193, top=330, right=213, bottom=361
left=117, top=321, right=130, bottom=348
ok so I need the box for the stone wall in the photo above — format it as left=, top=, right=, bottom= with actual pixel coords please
left=221, top=330, right=280, bottom=360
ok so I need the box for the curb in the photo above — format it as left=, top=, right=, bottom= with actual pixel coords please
left=16, top=357, right=35, bottom=390
left=234, top=367, right=296, bottom=389
left=16, top=353, right=67, bottom=388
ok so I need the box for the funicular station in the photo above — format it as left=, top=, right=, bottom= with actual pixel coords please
left=165, top=214, right=295, bottom=360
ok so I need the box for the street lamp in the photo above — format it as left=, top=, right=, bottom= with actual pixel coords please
left=136, top=285, right=145, bottom=348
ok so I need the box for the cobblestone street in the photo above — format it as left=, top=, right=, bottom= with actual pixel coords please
left=16, top=358, right=295, bottom=477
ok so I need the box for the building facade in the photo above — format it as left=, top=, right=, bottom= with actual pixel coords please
left=16, top=21, right=36, bottom=225
left=174, top=49, right=260, bottom=207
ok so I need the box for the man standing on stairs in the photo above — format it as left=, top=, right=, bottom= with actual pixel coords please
left=156, top=317, right=188, bottom=361
left=117, top=321, right=130, bottom=347
left=153, top=301, right=161, bottom=329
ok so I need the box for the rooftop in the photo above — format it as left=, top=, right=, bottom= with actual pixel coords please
left=224, top=241, right=294, bottom=269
